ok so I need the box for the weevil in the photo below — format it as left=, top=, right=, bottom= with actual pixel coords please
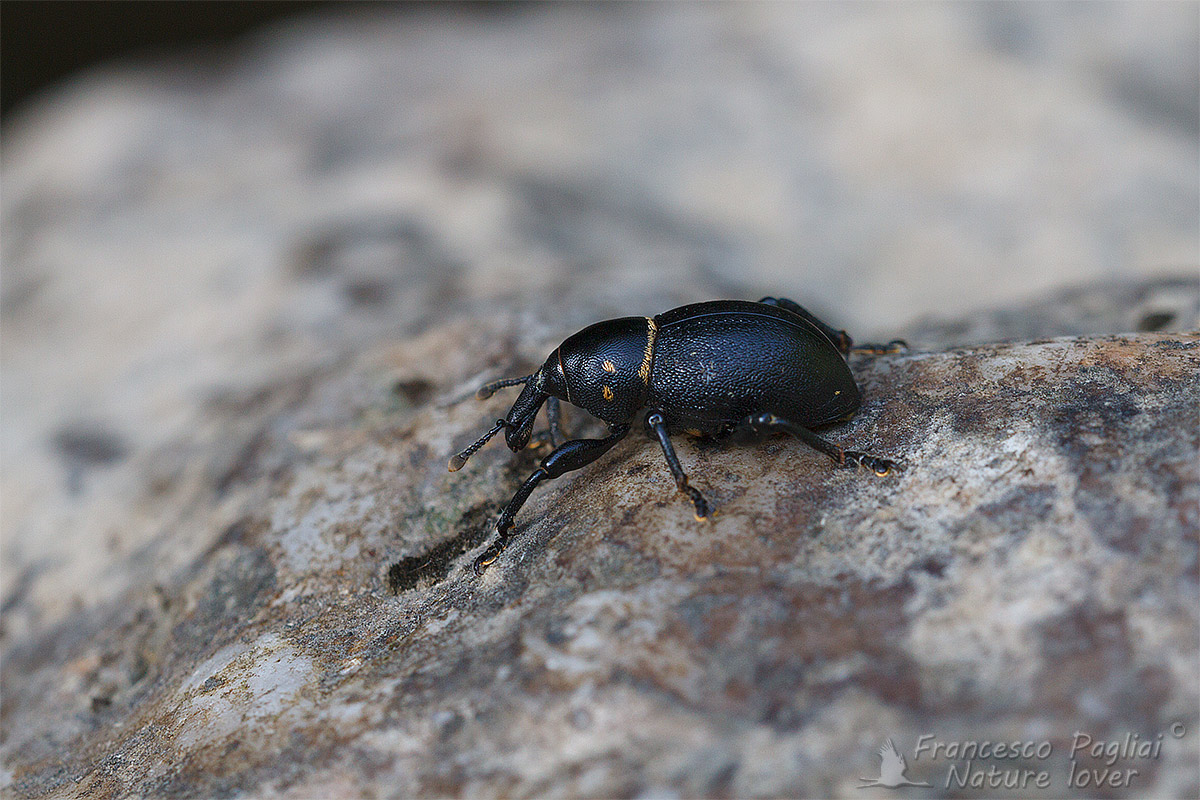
left=450, top=297, right=905, bottom=573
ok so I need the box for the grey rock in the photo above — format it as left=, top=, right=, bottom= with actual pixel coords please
left=906, top=275, right=1200, bottom=349
left=3, top=325, right=1197, bottom=798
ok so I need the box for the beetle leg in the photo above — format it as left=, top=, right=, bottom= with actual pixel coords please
left=644, top=412, right=711, bottom=520
left=849, top=339, right=908, bottom=355
left=526, top=398, right=564, bottom=451
left=744, top=412, right=899, bottom=477
left=759, top=296, right=907, bottom=355
left=758, top=296, right=855, bottom=354
left=546, top=396, right=563, bottom=447
left=474, top=423, right=631, bottom=574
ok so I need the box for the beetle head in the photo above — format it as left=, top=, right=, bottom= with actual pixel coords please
left=552, top=317, right=651, bottom=424
left=502, top=346, right=587, bottom=449
left=503, top=375, right=550, bottom=451
left=448, top=317, right=650, bottom=471
left=448, top=369, right=548, bottom=472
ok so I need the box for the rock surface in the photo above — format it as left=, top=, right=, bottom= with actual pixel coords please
left=3, top=326, right=1198, bottom=798
left=2, top=3, right=1198, bottom=798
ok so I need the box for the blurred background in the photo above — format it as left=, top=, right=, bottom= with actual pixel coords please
left=4, top=0, right=1196, bottom=540
left=4, top=1, right=1196, bottom=333
left=2, top=1, right=326, bottom=120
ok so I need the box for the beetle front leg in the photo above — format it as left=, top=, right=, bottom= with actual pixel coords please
left=743, top=412, right=898, bottom=477
left=474, top=423, right=631, bottom=573
left=645, top=412, right=711, bottom=520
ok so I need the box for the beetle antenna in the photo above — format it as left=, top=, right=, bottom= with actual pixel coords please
left=448, top=418, right=510, bottom=472
left=476, top=375, right=531, bottom=400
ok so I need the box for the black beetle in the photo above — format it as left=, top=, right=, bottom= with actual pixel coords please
left=450, top=296, right=904, bottom=573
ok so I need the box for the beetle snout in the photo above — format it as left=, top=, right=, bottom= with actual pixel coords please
left=504, top=412, right=537, bottom=451
left=503, top=380, right=549, bottom=451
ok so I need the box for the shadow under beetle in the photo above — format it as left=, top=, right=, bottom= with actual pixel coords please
left=450, top=297, right=906, bottom=573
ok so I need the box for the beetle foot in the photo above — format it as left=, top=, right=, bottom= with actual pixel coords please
left=843, top=450, right=899, bottom=477
left=473, top=520, right=515, bottom=574
left=747, top=411, right=776, bottom=431
left=528, top=428, right=568, bottom=452
left=850, top=339, right=908, bottom=355
left=472, top=550, right=495, bottom=575
left=473, top=537, right=509, bottom=575
left=527, top=431, right=554, bottom=451
left=686, top=487, right=711, bottom=521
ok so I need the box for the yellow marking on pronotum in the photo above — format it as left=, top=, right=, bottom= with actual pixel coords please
left=602, top=360, right=616, bottom=373
left=640, top=317, right=658, bottom=384
left=602, top=385, right=614, bottom=401
left=557, top=348, right=571, bottom=404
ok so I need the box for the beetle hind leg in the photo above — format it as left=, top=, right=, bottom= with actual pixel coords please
left=758, top=297, right=906, bottom=355
left=645, top=412, right=712, bottom=520
left=848, top=340, right=907, bottom=356
left=743, top=412, right=898, bottom=477
left=759, top=296, right=853, bottom=354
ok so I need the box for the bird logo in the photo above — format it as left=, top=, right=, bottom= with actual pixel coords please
left=858, top=739, right=932, bottom=788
